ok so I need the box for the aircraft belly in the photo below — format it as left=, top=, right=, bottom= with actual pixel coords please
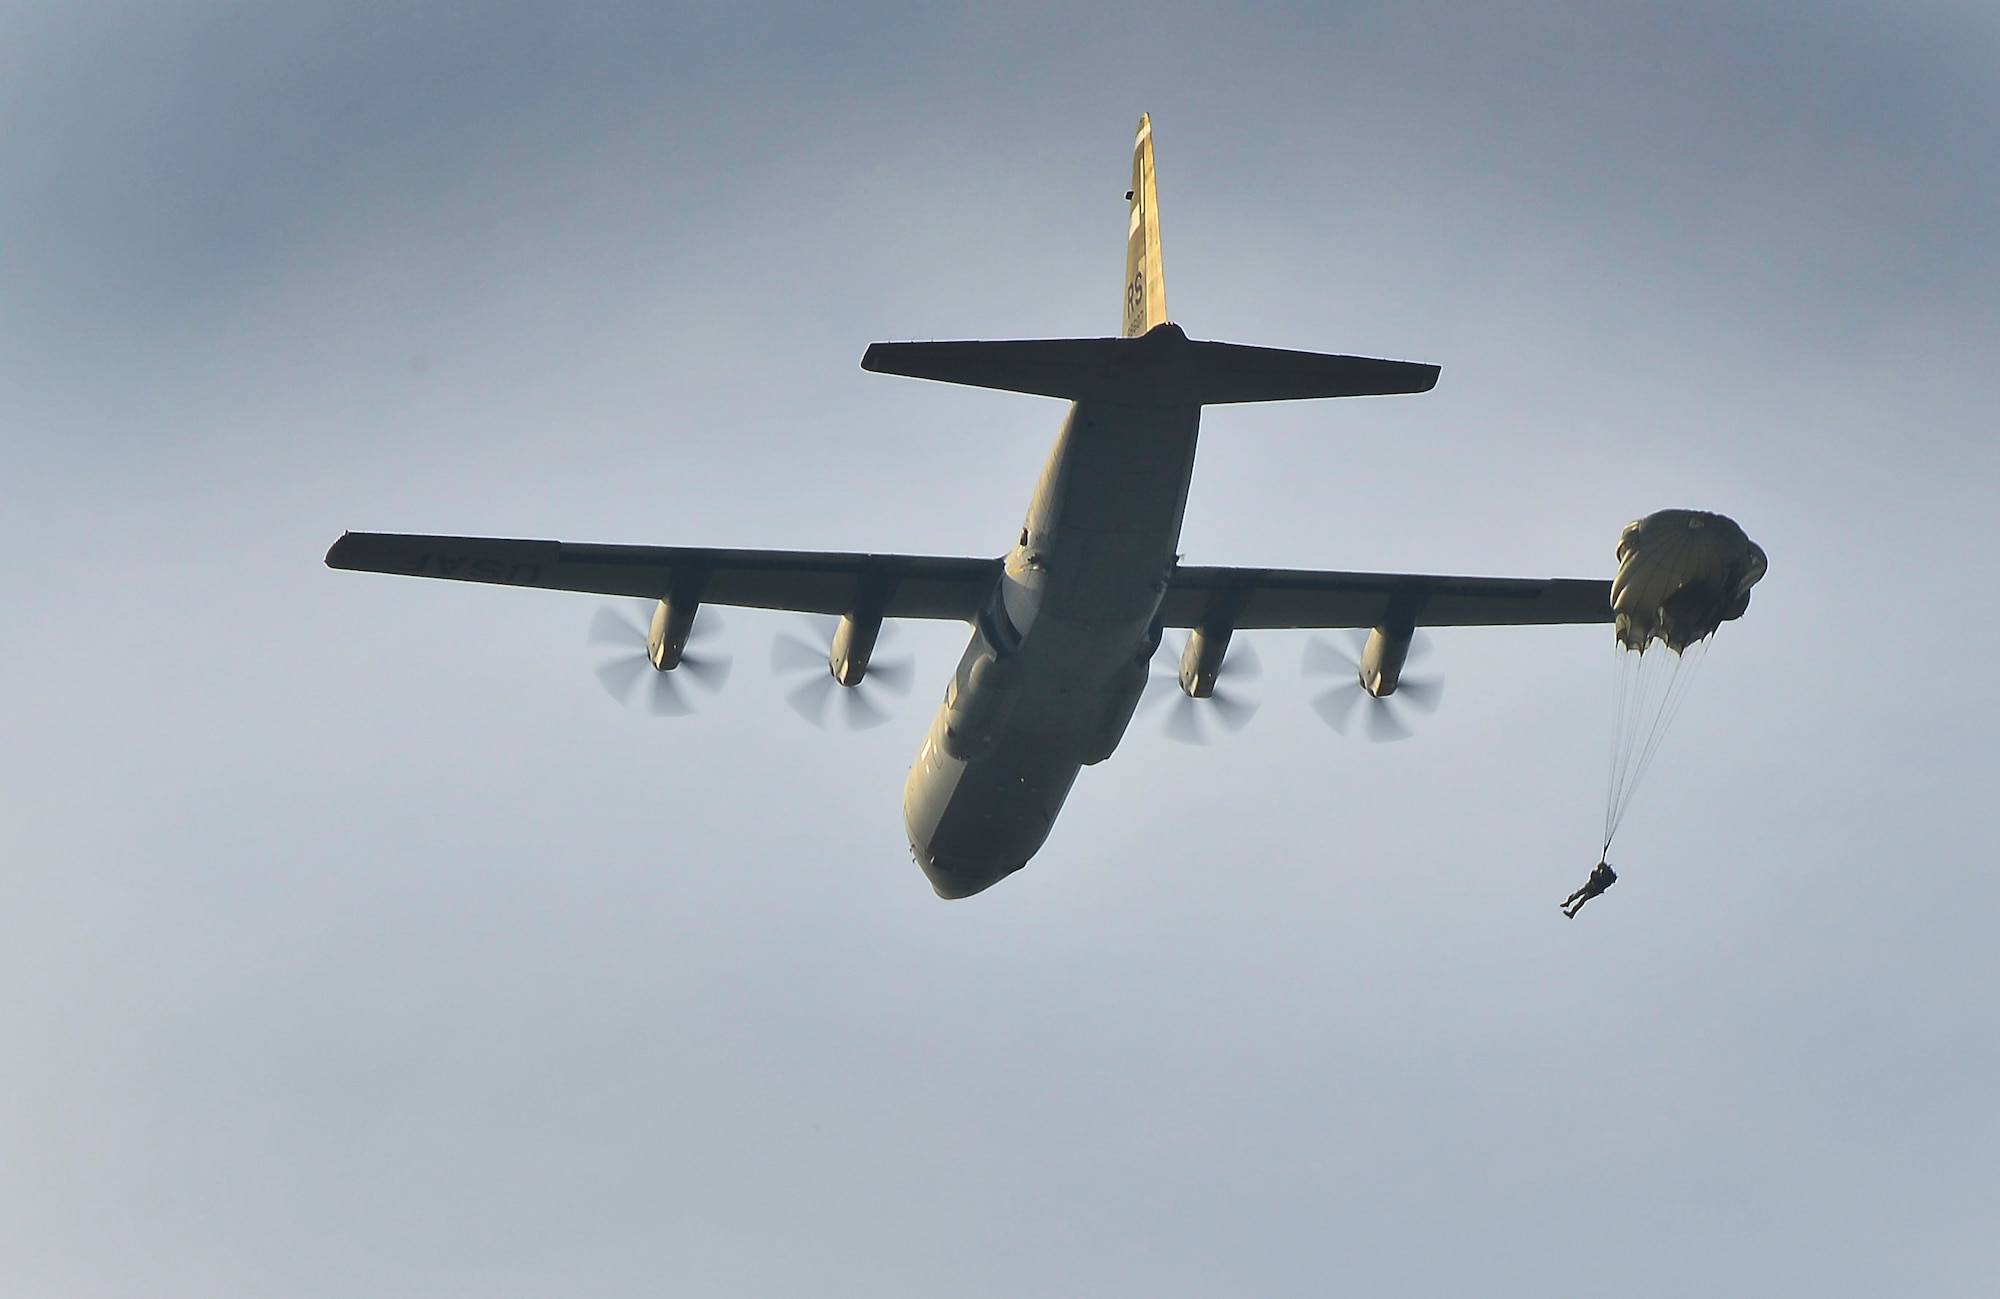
left=904, top=401, right=1201, bottom=897
left=1032, top=401, right=1200, bottom=625
left=904, top=727, right=1083, bottom=899
left=903, top=573, right=1164, bottom=897
left=1039, top=401, right=1201, bottom=535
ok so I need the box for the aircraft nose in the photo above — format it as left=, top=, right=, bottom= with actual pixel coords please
left=919, top=854, right=1019, bottom=901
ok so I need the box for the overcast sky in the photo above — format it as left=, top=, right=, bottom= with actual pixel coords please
left=3, top=3, right=1997, bottom=1296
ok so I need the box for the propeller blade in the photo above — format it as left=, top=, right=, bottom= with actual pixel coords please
left=840, top=688, right=892, bottom=731
left=1163, top=696, right=1207, bottom=746
left=1312, top=682, right=1366, bottom=733
left=1302, top=637, right=1361, bottom=677
left=1207, top=686, right=1260, bottom=733
left=1363, top=698, right=1414, bottom=742
left=1395, top=674, right=1444, bottom=713
left=590, top=606, right=647, bottom=647
left=678, top=650, right=732, bottom=690
left=786, top=673, right=838, bottom=727
left=646, top=671, right=697, bottom=717
left=594, top=653, right=650, bottom=704
left=771, top=631, right=828, bottom=674
left=867, top=655, right=917, bottom=695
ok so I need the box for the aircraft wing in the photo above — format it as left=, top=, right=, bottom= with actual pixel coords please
left=324, top=532, right=1001, bottom=620
left=327, top=533, right=1609, bottom=629
left=1161, top=565, right=1611, bottom=629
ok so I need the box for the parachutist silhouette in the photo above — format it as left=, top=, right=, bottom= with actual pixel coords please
left=1563, top=860, right=1617, bottom=918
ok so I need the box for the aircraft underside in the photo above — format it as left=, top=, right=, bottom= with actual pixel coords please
left=901, top=396, right=1201, bottom=895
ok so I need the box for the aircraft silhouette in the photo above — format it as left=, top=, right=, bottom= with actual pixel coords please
left=328, top=116, right=1612, bottom=898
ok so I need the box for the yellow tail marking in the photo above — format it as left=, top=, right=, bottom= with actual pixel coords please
left=1122, top=114, right=1168, bottom=338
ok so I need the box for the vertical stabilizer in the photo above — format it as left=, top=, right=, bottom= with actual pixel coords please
left=1122, top=115, right=1168, bottom=338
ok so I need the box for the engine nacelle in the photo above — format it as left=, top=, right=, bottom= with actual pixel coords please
left=647, top=597, right=699, bottom=670
left=1177, top=624, right=1233, bottom=698
left=1358, top=624, right=1414, bottom=697
left=829, top=613, right=882, bottom=686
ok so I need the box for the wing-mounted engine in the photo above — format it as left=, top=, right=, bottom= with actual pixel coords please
left=772, top=612, right=917, bottom=730
left=829, top=612, right=883, bottom=686
left=590, top=597, right=732, bottom=715
left=646, top=593, right=700, bottom=669
left=1303, top=622, right=1445, bottom=742
left=1355, top=623, right=1414, bottom=697
left=771, top=565, right=929, bottom=730
left=1137, top=616, right=1261, bottom=745
left=1177, top=624, right=1232, bottom=697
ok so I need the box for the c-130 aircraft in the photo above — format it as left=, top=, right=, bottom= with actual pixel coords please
left=329, top=116, right=1613, bottom=899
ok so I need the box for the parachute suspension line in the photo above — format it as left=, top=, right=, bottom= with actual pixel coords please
left=1627, top=638, right=1710, bottom=822
left=1604, top=647, right=1683, bottom=851
left=1602, top=639, right=1637, bottom=850
left=1603, top=642, right=1665, bottom=851
left=1601, top=637, right=1713, bottom=853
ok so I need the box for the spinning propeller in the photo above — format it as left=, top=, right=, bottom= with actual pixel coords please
left=771, top=616, right=916, bottom=730
left=1303, top=629, right=1442, bottom=742
left=590, top=601, right=732, bottom=715
left=1143, top=634, right=1262, bottom=745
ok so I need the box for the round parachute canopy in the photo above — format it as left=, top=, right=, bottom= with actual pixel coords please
left=1611, top=510, right=1767, bottom=654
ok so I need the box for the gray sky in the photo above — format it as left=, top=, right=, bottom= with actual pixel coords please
left=3, top=3, right=1996, bottom=1295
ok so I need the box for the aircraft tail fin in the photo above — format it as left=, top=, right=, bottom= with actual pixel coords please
left=860, top=113, right=1442, bottom=406
left=1122, top=114, right=1168, bottom=338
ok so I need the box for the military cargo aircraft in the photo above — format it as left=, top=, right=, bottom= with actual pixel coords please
left=328, top=115, right=1613, bottom=899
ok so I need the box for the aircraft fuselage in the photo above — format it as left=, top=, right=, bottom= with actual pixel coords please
left=903, top=396, right=1201, bottom=897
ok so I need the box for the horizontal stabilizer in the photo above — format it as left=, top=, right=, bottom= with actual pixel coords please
left=862, top=323, right=1437, bottom=405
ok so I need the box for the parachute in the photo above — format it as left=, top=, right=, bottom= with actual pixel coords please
left=1601, top=510, right=1766, bottom=856
left=1611, top=510, right=1767, bottom=654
